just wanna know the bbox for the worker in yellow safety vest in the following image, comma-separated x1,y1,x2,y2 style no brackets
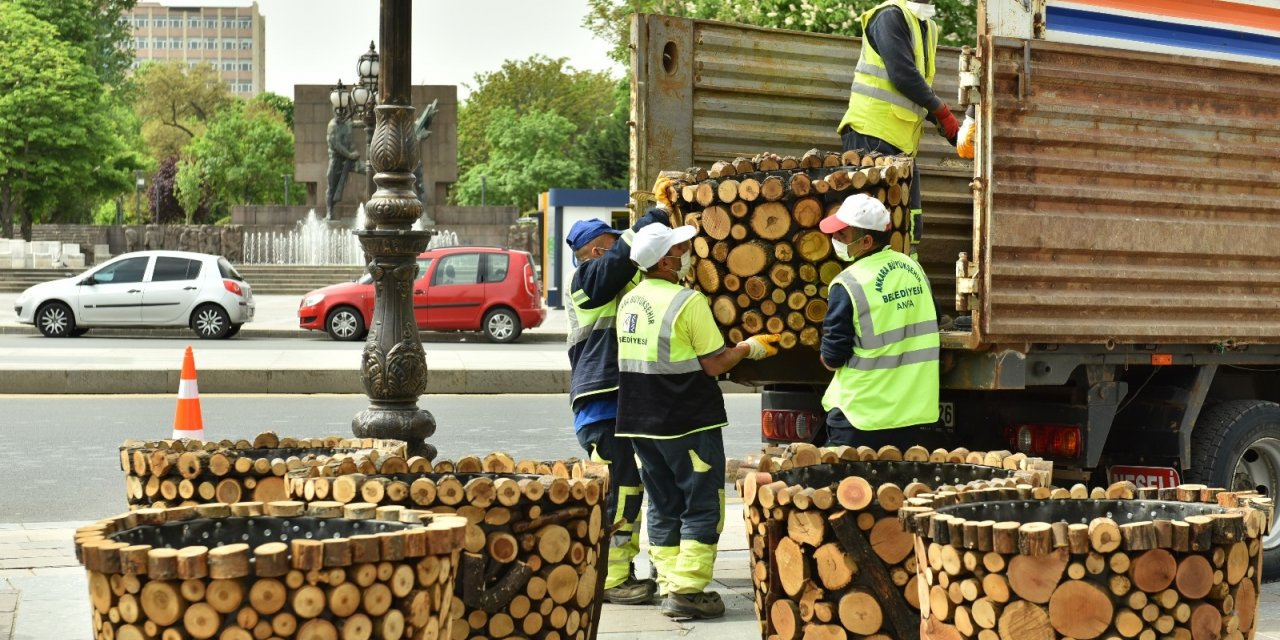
564,179,677,604
615,224,780,619
837,0,958,258
818,193,941,449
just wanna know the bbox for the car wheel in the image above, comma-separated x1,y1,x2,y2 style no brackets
326,307,365,341
1187,400,1280,580
191,304,232,339
482,308,522,343
36,302,75,338
225,324,242,338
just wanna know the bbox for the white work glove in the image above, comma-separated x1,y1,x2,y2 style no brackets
740,334,781,360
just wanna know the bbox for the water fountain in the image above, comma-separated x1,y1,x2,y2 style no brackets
241,206,457,264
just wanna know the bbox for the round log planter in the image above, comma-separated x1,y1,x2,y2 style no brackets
120,432,409,509
291,454,609,640
738,450,1032,640
74,500,467,640
905,489,1275,640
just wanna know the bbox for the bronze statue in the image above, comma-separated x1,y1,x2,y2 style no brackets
412,99,439,224
326,107,366,220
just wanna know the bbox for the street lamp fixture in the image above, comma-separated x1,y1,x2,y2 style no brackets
329,79,352,115
353,41,380,121
134,170,148,225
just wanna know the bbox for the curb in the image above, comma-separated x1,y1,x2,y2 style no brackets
0,367,572,395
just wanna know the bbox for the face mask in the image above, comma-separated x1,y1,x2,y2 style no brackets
676,252,693,279
833,238,854,262
907,1,936,19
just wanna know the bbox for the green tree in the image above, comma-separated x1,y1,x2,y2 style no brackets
134,62,234,161
249,92,295,130
574,77,629,190
584,0,977,64
454,108,593,210
0,4,139,239
175,102,295,218
12,0,137,88
456,55,618,201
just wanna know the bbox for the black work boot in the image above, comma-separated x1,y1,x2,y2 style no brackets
661,591,725,619
603,575,658,605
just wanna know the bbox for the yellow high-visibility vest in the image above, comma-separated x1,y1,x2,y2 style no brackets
837,0,938,155
823,248,940,429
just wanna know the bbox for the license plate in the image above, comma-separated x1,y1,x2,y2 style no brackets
938,402,955,428
1108,465,1181,488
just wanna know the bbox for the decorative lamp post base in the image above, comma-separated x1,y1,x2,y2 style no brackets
353,227,437,458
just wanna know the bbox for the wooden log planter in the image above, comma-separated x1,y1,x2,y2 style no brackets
738,449,1034,640
903,489,1275,640
289,454,610,640
120,432,407,510
664,149,915,351
74,501,467,640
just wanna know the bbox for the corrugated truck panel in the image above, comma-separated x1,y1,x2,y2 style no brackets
979,37,1280,344
631,14,974,314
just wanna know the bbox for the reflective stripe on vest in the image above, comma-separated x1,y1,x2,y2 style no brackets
618,287,701,375
831,270,938,350
837,0,938,154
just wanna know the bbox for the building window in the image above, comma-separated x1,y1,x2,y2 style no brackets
188,61,199,69
205,38,216,49
189,39,201,49
153,38,165,49
240,39,252,50
205,18,216,28
169,38,182,48
223,39,236,50
238,18,251,29
135,38,147,49
135,17,148,28
239,62,252,71
222,18,235,29
222,61,235,71
188,18,201,28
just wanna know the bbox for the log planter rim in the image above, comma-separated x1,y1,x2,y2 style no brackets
120,431,409,478
75,500,468,574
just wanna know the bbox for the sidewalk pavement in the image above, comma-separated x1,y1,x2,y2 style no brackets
3,498,1279,640
0,496,763,640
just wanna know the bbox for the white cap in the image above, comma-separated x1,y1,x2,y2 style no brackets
630,224,698,270
819,193,892,234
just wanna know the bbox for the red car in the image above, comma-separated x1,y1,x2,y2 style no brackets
298,247,545,343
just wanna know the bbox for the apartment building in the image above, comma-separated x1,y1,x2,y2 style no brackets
127,1,266,96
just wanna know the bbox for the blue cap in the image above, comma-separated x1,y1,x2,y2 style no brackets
566,219,621,251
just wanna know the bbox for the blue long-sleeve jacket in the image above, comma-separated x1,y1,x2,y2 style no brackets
567,208,670,413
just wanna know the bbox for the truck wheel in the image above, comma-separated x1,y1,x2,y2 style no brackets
1188,400,1280,580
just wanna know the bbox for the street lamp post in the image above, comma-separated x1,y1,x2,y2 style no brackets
283,173,292,204
134,170,147,225
351,0,437,457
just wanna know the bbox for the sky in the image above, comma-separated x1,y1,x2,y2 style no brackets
170,0,625,99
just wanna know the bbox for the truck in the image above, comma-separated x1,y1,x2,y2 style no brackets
629,0,1280,577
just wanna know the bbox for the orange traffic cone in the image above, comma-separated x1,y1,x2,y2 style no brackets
173,346,205,440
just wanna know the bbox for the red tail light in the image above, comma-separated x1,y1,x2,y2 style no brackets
1005,423,1081,459
762,409,821,443
523,263,538,297
223,279,243,297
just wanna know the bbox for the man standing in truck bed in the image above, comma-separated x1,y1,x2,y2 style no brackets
819,194,941,448
838,0,958,258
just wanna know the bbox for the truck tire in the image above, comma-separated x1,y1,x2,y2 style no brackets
1187,400,1280,581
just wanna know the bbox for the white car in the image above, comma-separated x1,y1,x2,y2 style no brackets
14,250,254,339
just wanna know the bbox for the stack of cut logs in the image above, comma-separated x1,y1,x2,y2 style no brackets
901,485,1274,640
74,500,466,640
119,432,406,509
737,442,1036,640
663,149,915,349
291,452,609,640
